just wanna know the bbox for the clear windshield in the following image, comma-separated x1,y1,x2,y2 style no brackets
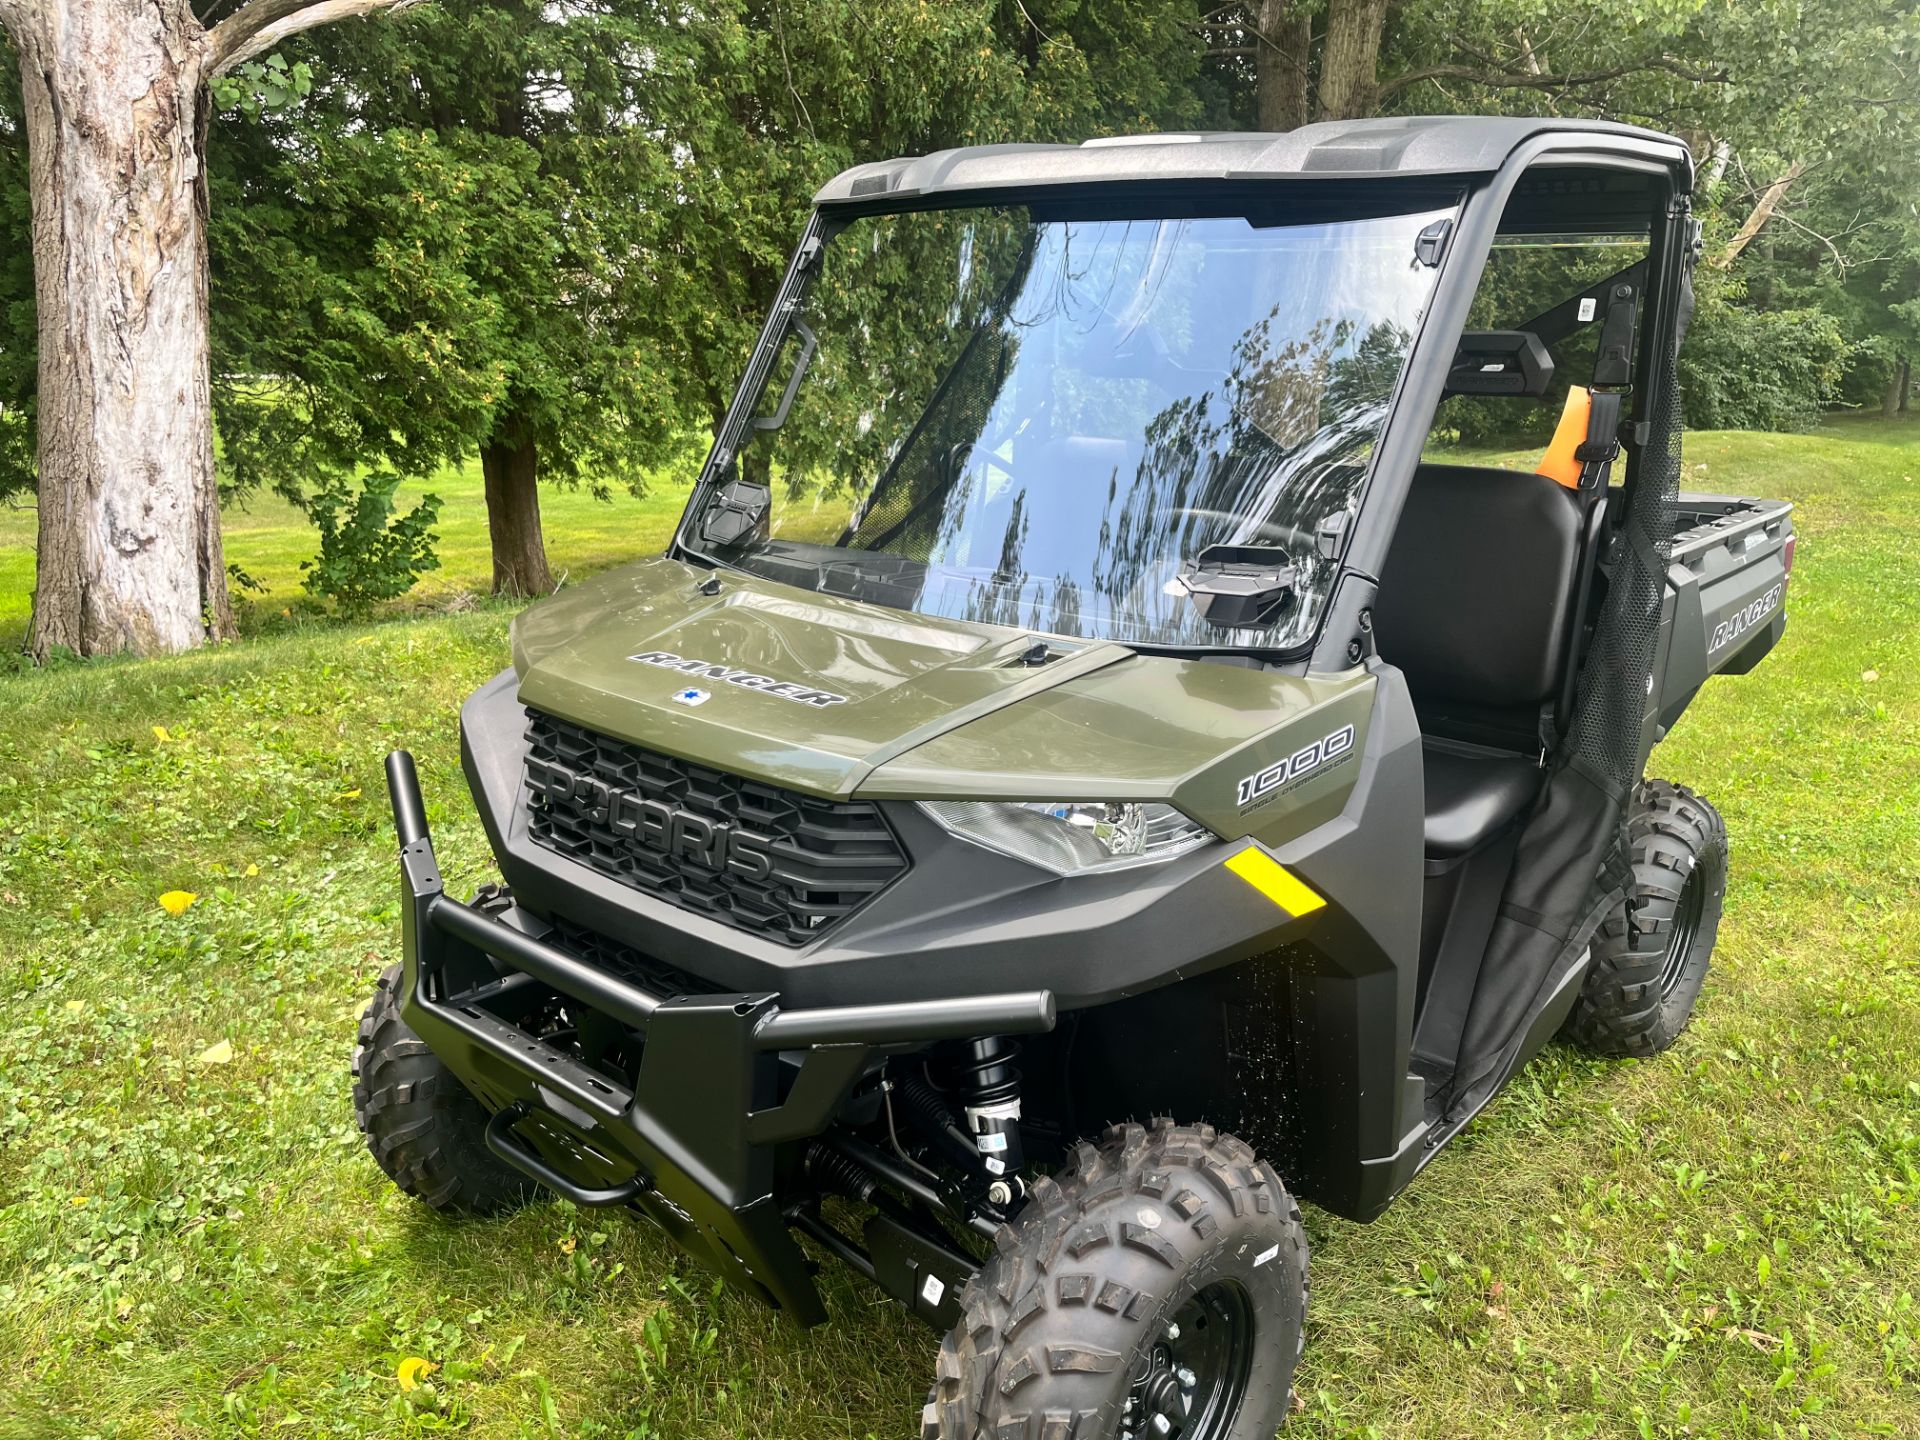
688,198,1455,650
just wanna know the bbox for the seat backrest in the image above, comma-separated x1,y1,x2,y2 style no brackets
1373,464,1585,734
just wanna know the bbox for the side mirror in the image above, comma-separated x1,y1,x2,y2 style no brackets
700,477,772,548
1177,545,1297,630
1443,330,1554,397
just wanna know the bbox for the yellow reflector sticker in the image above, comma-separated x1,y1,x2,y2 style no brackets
1224,848,1326,917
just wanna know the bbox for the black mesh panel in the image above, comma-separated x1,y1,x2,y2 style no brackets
1567,341,1683,787
1445,330,1685,1109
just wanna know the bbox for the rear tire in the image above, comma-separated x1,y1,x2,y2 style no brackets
1565,780,1727,1057
353,963,537,1214
922,1119,1307,1440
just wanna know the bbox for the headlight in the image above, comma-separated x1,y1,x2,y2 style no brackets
920,800,1214,875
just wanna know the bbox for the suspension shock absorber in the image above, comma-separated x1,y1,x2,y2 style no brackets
954,1036,1025,1183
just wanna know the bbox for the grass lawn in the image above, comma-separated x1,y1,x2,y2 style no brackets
0,417,1917,1438
0,460,699,653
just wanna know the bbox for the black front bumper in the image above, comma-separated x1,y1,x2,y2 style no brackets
383,751,1054,1324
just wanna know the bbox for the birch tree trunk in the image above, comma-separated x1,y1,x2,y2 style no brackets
13,0,232,658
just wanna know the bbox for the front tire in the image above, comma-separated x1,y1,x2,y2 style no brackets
1565,780,1727,1057
352,963,537,1214
923,1119,1307,1440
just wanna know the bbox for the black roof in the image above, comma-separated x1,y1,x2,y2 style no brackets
815,116,1691,205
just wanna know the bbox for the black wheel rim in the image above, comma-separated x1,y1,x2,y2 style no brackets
1658,866,1707,999
1123,1280,1255,1440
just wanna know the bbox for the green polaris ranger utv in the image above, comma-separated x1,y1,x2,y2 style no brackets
356,117,1793,1438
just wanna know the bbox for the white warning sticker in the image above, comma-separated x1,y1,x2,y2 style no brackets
1578,297,1598,322
921,1273,946,1307
1253,1243,1281,1268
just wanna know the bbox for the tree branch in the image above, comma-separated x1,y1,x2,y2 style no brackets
1512,26,1545,77
1378,55,1729,101
1714,160,1807,269
1204,11,1314,84
1776,211,1849,273
1511,26,1558,115
204,0,418,76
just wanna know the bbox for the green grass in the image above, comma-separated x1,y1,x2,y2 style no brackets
1,417,1918,1438
0,460,699,651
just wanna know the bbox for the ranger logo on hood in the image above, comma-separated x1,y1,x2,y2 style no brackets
628,649,850,708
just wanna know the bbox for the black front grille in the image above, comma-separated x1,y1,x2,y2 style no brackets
545,916,724,997
524,711,908,946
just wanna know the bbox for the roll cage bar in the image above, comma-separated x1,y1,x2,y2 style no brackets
1306,135,1693,675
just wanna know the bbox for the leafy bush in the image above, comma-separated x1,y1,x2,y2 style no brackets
1679,302,1850,433
1431,390,1564,450
298,472,442,616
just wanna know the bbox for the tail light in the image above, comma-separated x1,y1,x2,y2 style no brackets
1782,533,1797,580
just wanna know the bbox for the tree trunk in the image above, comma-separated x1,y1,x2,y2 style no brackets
480,425,553,597
1316,0,1390,120
1714,160,1806,270
1702,138,1732,186
13,0,233,659
1886,358,1911,419
1254,0,1312,131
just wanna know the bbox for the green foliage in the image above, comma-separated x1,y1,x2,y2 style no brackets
1680,302,1851,434
208,52,314,118
225,560,269,599
205,0,1219,523
1387,0,1920,430
207,0,697,587
211,124,545,498
297,472,443,616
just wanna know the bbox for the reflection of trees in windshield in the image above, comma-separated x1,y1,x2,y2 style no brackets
762,210,1035,504
714,205,1447,648
975,311,1413,641
1081,315,1413,638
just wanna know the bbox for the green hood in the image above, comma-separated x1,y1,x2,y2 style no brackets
511,557,1136,797
511,557,1372,835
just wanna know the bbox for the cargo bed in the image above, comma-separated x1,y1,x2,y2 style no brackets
1653,493,1795,740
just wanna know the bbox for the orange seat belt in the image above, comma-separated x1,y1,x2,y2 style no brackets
1536,386,1593,489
